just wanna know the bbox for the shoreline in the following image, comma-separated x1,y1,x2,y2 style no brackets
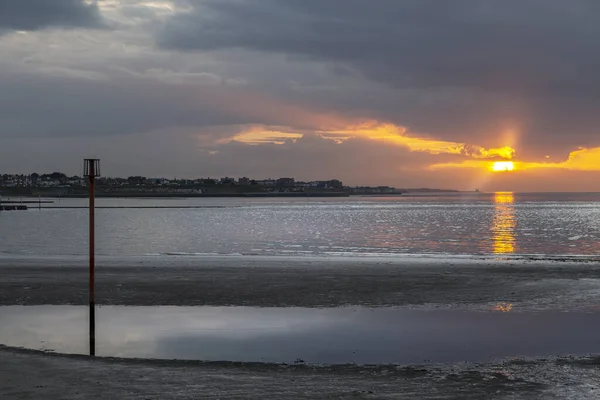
1,339,599,398
2,252,600,262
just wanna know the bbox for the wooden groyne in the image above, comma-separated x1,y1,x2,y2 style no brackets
0,205,28,211
0,200,53,204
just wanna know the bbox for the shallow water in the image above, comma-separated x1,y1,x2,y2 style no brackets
2,306,600,364
1,193,600,259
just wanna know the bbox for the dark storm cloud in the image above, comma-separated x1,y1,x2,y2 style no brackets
159,0,600,97
0,0,103,32
0,67,344,139
157,0,600,158
0,71,239,137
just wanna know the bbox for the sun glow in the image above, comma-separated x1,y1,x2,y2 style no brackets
431,147,600,171
492,161,515,172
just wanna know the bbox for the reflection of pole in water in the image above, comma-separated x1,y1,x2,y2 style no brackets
84,159,100,356
492,192,516,254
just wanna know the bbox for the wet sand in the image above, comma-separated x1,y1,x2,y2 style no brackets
2,256,600,398
1,256,600,310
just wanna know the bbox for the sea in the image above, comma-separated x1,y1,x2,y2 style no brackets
1,192,599,260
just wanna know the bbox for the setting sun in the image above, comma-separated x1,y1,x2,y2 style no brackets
492,161,515,172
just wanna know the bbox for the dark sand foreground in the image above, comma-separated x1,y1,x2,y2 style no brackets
2,256,600,398
4,345,600,399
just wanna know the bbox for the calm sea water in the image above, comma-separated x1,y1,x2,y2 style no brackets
1,192,600,259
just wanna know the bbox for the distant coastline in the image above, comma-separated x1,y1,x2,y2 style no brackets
0,190,470,199
56,192,352,198
0,189,467,199
0,172,465,199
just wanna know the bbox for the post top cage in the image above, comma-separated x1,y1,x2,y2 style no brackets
83,159,101,178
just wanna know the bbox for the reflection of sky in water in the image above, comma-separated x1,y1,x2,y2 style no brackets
2,306,600,365
493,192,517,254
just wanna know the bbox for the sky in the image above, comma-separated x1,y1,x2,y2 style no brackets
1,0,600,191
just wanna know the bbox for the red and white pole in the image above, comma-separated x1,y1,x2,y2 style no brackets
84,159,100,356
89,166,95,356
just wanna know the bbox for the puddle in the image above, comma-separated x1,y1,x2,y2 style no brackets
1,306,600,365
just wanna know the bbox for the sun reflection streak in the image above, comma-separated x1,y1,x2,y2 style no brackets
492,192,516,254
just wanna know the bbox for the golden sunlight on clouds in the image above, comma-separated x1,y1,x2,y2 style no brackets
552,147,600,170
431,147,600,172
321,122,515,159
230,121,600,174
230,127,302,144
231,121,515,160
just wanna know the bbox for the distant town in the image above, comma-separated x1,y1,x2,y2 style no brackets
0,172,446,197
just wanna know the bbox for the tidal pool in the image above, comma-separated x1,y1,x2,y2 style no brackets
1,306,599,365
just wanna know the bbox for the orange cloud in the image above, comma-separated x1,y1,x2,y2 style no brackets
231,121,515,160
230,127,302,144
551,147,600,170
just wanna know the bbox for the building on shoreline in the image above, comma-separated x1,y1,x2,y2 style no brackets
1,172,409,196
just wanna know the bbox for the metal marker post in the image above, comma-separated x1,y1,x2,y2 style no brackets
84,159,100,356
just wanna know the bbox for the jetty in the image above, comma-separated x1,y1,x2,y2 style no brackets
0,197,52,211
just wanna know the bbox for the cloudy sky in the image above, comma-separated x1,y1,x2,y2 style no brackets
1,0,600,191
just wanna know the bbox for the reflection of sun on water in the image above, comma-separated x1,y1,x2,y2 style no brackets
492,192,516,254
493,303,513,313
